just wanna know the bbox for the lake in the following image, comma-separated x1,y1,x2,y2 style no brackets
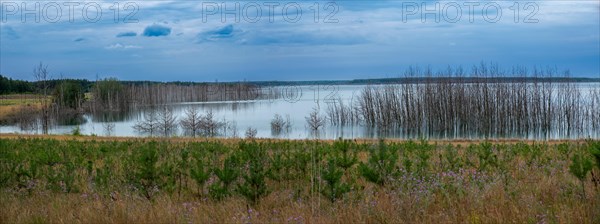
1,83,599,140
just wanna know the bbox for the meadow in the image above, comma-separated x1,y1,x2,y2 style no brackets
0,94,47,119
0,137,599,223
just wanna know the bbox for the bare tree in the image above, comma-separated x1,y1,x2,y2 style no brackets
271,113,292,136
133,110,159,136
270,114,287,135
306,107,325,132
33,62,50,134
157,106,178,137
199,111,225,137
103,123,115,136
180,107,202,137
285,114,292,130
245,127,257,139
226,120,239,138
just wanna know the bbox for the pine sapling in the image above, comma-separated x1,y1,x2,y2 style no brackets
133,143,159,200
190,153,211,197
359,139,398,186
210,154,239,200
588,141,600,188
321,159,350,203
415,140,432,177
237,142,268,204
569,151,593,198
333,138,358,171
444,144,462,172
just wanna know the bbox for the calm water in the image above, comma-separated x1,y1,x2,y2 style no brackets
1,84,599,140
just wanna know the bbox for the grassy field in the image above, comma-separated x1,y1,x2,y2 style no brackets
0,136,599,223
0,94,48,119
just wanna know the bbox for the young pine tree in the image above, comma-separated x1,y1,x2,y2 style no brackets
209,154,240,200
237,142,268,204
358,139,399,186
333,138,358,171
190,152,211,197
569,151,593,198
321,159,350,203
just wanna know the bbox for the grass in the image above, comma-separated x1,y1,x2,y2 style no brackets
0,94,49,119
0,94,49,105
0,137,598,223
0,98,40,106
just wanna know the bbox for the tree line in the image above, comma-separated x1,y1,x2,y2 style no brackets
0,75,35,94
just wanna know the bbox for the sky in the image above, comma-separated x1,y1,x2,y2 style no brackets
0,0,599,81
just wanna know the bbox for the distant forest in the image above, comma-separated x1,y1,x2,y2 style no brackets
1,74,258,95
254,76,600,86
2,74,599,95
0,75,92,95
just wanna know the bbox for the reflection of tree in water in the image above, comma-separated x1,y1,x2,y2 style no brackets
182,101,257,112
89,108,136,123
53,110,86,126
2,105,85,133
89,101,257,127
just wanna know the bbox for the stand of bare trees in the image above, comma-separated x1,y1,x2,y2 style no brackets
179,108,229,137
90,78,128,113
126,82,271,107
88,80,276,116
198,111,226,137
589,87,600,132
326,97,359,126
136,106,234,138
326,64,600,139
133,107,178,137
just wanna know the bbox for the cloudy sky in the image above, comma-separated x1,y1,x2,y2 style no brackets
1,0,599,81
